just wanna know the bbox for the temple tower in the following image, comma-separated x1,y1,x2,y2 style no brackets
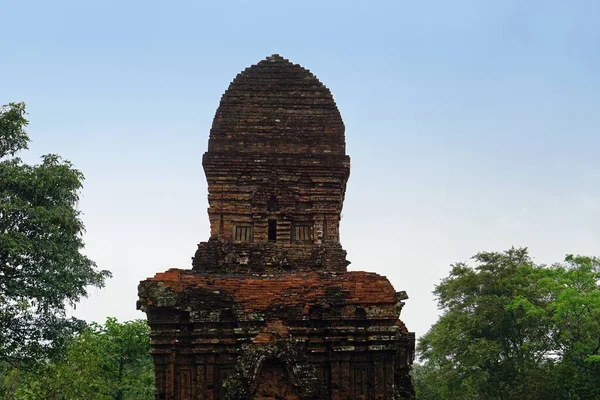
194,54,350,273
138,55,415,400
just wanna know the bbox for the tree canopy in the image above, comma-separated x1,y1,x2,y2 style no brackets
0,102,111,366
416,248,600,400
1,318,153,400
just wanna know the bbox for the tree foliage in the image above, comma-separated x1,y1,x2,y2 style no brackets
416,248,600,400
1,318,153,400
0,102,111,366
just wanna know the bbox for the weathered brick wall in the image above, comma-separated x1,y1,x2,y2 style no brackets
138,54,415,400
193,55,351,273
192,239,349,274
207,54,345,155
138,269,414,399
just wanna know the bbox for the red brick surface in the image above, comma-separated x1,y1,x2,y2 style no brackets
145,269,396,312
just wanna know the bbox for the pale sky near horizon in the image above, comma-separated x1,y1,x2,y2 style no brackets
2,0,599,341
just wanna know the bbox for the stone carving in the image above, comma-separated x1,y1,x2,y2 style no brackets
222,340,324,399
137,54,415,399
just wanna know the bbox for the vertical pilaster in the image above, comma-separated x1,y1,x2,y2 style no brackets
330,358,341,400
339,354,351,399
374,353,390,400
166,353,175,400
206,354,215,400
196,355,206,400
384,353,395,399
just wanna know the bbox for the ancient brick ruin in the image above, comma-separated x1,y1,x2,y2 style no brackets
137,54,415,399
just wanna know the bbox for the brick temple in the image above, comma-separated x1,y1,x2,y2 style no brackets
137,54,415,399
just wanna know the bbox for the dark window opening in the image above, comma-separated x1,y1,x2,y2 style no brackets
267,195,279,212
309,305,323,319
293,224,312,242
355,307,368,328
268,219,277,242
220,309,234,321
234,225,253,242
355,307,367,319
308,305,325,329
219,309,238,328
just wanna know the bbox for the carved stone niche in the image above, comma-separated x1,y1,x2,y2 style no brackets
223,341,325,400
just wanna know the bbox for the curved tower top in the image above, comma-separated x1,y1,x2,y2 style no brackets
208,54,345,155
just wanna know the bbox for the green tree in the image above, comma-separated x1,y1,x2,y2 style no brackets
0,102,111,366
1,318,153,400
64,318,154,400
416,248,600,400
541,255,600,398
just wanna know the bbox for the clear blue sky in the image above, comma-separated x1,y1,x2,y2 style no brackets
2,0,599,339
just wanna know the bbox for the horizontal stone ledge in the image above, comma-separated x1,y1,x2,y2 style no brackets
332,346,356,352
368,345,397,351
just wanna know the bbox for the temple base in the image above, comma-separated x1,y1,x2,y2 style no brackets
138,269,415,399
